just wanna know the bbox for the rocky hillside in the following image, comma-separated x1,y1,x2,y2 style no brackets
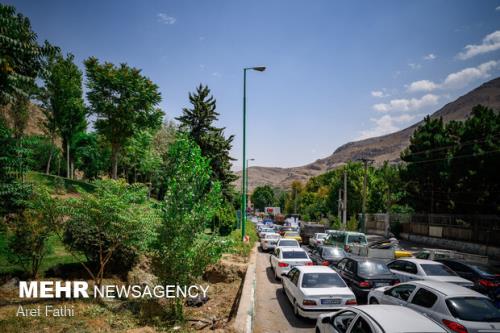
237,77,500,191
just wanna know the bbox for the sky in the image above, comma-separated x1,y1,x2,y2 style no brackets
7,0,500,170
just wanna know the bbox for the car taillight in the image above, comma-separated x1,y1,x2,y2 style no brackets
358,281,372,288
442,319,468,333
479,279,500,287
303,299,316,306
392,279,400,285
278,262,289,267
322,260,330,266
305,261,314,266
345,299,357,305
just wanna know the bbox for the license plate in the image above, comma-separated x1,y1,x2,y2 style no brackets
375,283,389,287
321,299,341,305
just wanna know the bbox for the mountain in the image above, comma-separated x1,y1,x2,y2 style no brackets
236,77,500,191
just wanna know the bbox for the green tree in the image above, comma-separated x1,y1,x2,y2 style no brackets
121,130,162,184
154,135,223,298
251,185,275,212
0,4,57,105
176,85,236,199
72,132,110,179
6,186,62,278
63,180,160,286
40,53,87,178
84,57,163,179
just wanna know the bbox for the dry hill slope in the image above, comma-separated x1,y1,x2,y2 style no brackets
237,77,500,191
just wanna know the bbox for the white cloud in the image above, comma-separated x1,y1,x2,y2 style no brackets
157,13,176,25
373,94,439,113
358,114,416,140
423,53,436,60
496,6,500,11
408,63,422,70
371,90,388,98
211,72,221,77
407,80,439,92
406,60,499,92
457,31,500,60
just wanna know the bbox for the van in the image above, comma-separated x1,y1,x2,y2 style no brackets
325,231,367,252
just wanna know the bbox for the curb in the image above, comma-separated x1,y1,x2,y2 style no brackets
232,243,258,333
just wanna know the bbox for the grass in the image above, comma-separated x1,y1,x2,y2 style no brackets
225,222,258,257
0,233,84,276
26,171,96,193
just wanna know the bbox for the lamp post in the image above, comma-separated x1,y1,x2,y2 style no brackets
246,158,255,209
242,66,266,241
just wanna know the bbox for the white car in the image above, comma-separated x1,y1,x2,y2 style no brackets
316,305,448,333
309,233,328,248
258,227,275,238
387,258,473,287
282,266,356,319
368,280,500,333
260,233,280,251
275,239,300,248
270,247,312,280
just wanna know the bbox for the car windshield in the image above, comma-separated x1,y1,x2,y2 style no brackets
471,264,500,277
301,273,346,288
421,264,456,276
265,234,280,239
347,235,367,244
278,240,298,247
322,248,346,259
286,232,299,237
317,234,327,239
446,297,500,322
262,228,274,233
358,261,391,276
282,251,308,259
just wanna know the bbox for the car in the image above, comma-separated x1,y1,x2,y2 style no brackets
260,233,280,251
270,247,313,280
309,246,347,267
309,233,328,248
279,226,298,236
367,280,500,333
283,231,302,243
334,257,400,303
258,227,275,238
436,259,500,301
387,258,474,287
275,238,300,248
281,266,356,319
316,305,449,333
325,231,368,252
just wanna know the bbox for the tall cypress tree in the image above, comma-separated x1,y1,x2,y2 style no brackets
176,84,236,199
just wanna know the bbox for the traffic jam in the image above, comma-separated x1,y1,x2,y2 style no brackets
254,216,500,333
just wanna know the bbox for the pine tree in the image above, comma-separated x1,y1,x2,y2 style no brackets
176,84,236,199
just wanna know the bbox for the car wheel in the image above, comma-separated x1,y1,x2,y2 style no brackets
369,297,379,304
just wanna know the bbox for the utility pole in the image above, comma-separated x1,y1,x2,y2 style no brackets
343,170,347,230
338,188,342,223
360,158,373,233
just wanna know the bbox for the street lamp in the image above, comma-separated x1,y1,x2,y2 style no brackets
242,67,266,241
246,158,255,209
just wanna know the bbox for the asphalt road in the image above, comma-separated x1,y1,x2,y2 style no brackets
253,247,316,333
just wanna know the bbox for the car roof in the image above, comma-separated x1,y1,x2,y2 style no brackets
409,280,485,297
394,258,441,265
354,305,447,333
295,265,335,273
280,247,306,252
349,257,388,264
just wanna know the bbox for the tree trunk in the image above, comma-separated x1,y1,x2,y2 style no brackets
46,147,53,175
66,140,70,179
111,144,119,179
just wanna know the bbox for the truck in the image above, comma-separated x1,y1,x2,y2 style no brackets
300,222,326,244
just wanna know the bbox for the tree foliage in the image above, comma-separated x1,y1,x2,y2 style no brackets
84,57,163,179
251,185,275,211
176,85,236,200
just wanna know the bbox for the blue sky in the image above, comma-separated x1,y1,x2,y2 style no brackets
7,0,500,169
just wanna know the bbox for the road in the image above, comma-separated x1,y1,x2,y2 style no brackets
253,247,315,333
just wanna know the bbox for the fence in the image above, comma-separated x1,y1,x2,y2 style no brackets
366,213,500,248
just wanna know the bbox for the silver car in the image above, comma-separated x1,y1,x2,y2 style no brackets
316,305,448,333
260,233,280,251
368,280,500,333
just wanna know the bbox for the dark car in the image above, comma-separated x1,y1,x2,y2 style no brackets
309,246,347,267
334,257,400,303
436,259,500,301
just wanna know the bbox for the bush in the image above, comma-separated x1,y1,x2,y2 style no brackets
346,216,359,232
